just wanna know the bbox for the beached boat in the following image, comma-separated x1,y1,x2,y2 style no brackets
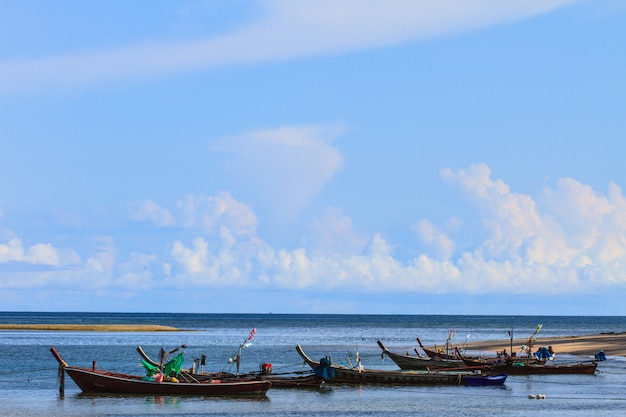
296,344,500,386
50,347,271,396
377,340,464,370
455,348,597,375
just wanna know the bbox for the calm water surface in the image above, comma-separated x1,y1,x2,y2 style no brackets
0,313,624,416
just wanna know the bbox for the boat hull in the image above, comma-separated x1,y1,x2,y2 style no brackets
64,367,271,396
462,374,507,386
296,344,467,385
480,362,597,375
378,340,464,370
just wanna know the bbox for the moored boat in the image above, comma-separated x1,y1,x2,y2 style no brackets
137,345,324,389
296,344,479,386
417,336,461,360
462,374,507,386
51,347,271,396
377,340,465,370
455,348,597,375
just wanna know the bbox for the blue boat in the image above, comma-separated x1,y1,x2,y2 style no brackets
462,374,507,386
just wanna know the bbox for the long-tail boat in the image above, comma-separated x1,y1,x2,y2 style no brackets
417,337,460,360
377,340,464,370
137,345,323,389
51,347,271,396
455,348,597,375
296,344,504,386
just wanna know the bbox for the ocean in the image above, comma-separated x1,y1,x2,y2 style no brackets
0,312,624,416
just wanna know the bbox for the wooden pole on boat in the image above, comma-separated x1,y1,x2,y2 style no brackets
50,347,67,396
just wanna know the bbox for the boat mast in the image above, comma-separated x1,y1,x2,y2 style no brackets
509,317,513,357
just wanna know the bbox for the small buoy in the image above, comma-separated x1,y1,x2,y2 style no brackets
538,394,546,400
529,394,537,399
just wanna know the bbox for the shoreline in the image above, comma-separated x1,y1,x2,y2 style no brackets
0,324,181,332
459,332,626,357
2,324,624,357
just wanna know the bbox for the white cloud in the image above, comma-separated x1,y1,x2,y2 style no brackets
0,0,576,94
114,252,158,289
307,207,368,255
0,236,80,266
129,192,258,237
176,192,258,237
0,238,24,262
4,163,626,303
216,125,344,219
159,164,626,296
413,219,456,259
129,200,175,227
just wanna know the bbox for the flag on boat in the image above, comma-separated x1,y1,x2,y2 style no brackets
246,328,256,341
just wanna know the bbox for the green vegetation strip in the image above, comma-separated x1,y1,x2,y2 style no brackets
0,324,181,332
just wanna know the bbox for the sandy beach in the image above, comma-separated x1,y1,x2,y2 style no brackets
0,324,181,332
459,332,626,357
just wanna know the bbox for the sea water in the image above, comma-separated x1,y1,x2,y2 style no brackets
0,313,624,416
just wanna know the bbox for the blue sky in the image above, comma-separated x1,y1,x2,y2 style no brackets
1,0,625,314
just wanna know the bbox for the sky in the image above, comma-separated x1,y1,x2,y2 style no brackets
1,0,626,315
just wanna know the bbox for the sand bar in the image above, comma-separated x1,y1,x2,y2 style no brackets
459,332,626,357
0,324,181,332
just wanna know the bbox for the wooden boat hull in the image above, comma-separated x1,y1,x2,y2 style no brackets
256,373,324,389
137,345,323,389
377,340,464,370
51,346,271,396
478,362,597,375
64,366,272,395
296,344,467,385
417,337,459,360
193,371,324,389
456,349,597,375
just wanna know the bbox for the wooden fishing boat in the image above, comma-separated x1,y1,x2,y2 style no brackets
51,347,271,396
377,340,464,370
455,348,597,375
418,337,544,365
137,345,324,389
296,344,498,386
417,337,462,360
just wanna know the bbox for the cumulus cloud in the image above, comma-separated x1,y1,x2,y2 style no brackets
176,192,258,237
0,236,79,266
0,0,575,94
307,207,368,255
160,164,626,296
4,163,626,303
129,192,258,237
413,219,456,259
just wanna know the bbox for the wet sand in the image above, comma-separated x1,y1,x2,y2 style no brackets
0,324,181,332
460,332,626,357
